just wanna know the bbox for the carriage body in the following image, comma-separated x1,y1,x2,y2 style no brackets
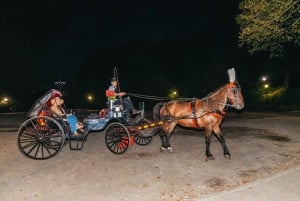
17,89,156,160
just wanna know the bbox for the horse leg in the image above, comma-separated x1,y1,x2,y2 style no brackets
213,127,231,160
165,133,174,153
159,131,168,152
160,122,176,153
205,129,214,160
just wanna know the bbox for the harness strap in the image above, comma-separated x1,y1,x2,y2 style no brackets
189,99,200,128
207,110,226,119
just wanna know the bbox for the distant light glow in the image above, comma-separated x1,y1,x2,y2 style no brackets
87,95,93,101
169,89,178,98
0,97,10,106
264,84,269,89
261,76,267,82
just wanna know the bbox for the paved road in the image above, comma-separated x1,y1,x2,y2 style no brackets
198,164,300,201
1,112,300,201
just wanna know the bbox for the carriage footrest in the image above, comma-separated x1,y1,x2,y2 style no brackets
69,135,85,151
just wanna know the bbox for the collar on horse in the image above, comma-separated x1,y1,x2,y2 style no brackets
188,99,226,129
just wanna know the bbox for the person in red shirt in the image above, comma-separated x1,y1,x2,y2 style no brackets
107,77,140,115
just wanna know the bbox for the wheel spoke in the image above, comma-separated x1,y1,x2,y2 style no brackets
34,143,41,158
41,144,44,158
26,143,38,155
22,131,36,137
21,142,36,150
108,140,117,149
19,138,36,143
134,135,152,146
42,144,52,156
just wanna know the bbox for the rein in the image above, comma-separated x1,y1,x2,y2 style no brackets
126,93,195,101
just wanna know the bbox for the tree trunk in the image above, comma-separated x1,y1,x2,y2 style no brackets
284,70,290,89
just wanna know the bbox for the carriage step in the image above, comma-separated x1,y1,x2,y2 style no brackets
69,135,85,150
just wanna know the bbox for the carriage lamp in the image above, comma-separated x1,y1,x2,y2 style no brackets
3,97,8,102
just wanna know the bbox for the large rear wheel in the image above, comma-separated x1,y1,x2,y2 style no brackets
105,123,130,154
17,116,65,160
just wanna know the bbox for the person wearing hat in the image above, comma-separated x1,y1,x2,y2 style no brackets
107,77,140,115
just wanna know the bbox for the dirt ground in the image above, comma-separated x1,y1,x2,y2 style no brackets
0,112,300,201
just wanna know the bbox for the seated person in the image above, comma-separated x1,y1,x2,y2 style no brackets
48,95,84,136
107,77,140,115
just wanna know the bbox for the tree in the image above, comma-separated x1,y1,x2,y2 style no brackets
236,0,300,57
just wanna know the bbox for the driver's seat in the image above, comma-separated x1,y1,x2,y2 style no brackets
105,90,127,118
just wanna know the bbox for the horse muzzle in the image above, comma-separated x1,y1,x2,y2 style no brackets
235,103,244,110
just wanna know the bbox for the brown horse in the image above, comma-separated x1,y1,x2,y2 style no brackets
153,69,244,160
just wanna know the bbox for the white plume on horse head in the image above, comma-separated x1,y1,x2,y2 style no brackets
227,68,236,83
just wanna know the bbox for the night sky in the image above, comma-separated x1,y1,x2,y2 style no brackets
1,1,299,110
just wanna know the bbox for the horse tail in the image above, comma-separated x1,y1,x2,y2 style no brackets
153,102,165,121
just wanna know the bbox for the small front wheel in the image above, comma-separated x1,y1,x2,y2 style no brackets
134,134,152,146
105,123,130,154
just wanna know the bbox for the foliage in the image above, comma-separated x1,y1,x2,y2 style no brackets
261,86,286,101
237,0,300,57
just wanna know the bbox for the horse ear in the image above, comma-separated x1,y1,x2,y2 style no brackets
227,68,236,83
235,79,241,88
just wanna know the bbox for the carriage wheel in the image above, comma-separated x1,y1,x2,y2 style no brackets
134,118,153,146
134,134,152,146
17,116,65,160
105,123,130,154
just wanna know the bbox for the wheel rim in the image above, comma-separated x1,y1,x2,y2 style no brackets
134,134,152,146
105,123,130,154
17,116,65,160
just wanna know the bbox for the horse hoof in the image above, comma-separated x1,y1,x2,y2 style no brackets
206,155,215,160
160,147,167,153
224,154,231,160
167,147,174,153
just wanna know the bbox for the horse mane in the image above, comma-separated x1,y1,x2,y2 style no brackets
203,84,226,99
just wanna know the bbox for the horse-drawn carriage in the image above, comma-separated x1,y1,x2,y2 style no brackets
17,89,157,160
17,68,244,161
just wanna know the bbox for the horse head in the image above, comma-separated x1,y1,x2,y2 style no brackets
226,68,244,110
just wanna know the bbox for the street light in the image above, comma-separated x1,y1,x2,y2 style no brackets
264,84,269,89
169,89,178,99
263,84,269,102
87,95,93,102
1,97,9,105
261,76,267,82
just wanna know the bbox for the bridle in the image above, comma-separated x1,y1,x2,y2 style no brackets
226,84,243,108
203,83,243,109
